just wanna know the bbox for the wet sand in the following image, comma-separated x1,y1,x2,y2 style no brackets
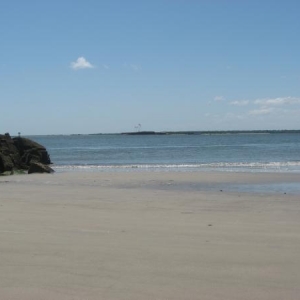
1,171,300,300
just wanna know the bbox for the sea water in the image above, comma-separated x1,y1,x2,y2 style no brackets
28,132,300,173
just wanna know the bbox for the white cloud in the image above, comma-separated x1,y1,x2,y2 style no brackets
131,64,140,71
71,57,95,70
246,97,300,116
209,95,300,127
123,63,141,71
214,95,225,101
227,96,300,118
230,100,249,106
254,97,300,106
248,108,273,115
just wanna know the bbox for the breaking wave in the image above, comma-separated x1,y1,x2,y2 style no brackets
52,161,300,173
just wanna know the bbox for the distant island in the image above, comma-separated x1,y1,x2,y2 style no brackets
80,130,300,136
121,131,162,135
119,130,300,135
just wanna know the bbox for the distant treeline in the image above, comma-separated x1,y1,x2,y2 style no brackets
88,130,300,136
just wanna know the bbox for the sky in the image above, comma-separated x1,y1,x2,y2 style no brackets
1,0,300,135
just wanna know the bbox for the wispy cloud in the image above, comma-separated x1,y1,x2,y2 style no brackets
226,96,300,116
123,63,141,71
254,97,300,106
214,96,225,101
247,97,300,116
230,100,249,106
248,108,274,115
224,112,245,120
71,57,95,70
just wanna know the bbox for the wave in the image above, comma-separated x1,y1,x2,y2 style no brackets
52,161,300,173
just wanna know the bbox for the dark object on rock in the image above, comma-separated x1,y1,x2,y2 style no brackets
0,133,53,174
28,162,54,174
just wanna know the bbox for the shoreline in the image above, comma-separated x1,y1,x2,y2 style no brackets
51,164,300,175
1,171,300,299
49,170,300,194
25,129,300,136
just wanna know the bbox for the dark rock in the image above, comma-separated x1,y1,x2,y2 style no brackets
0,133,53,174
0,153,14,172
0,133,21,172
28,162,54,174
13,137,51,164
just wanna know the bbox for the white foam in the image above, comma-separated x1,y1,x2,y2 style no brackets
52,161,300,173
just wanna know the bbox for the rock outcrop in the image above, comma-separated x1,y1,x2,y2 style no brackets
28,162,54,174
0,133,53,174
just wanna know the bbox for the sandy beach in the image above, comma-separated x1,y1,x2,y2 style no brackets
0,171,300,300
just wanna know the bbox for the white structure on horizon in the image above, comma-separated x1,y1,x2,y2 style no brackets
134,124,141,132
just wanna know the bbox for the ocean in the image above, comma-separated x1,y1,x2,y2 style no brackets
28,132,300,173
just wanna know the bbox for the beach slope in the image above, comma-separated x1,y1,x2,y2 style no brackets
1,172,300,300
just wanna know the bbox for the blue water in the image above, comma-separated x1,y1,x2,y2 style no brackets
27,133,300,173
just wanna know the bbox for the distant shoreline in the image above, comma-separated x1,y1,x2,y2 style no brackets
103,129,300,136
20,129,300,137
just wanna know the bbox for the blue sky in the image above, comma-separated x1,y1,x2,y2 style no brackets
1,0,300,134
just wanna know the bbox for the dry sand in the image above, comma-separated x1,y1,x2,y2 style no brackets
0,171,300,300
